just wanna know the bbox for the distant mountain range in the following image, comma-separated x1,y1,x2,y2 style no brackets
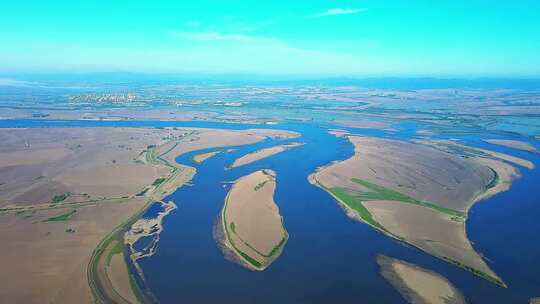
3,73,540,90
290,77,540,90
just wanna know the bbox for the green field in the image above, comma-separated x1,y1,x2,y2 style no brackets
350,178,464,217
322,177,507,286
43,209,77,222
51,193,70,204
152,177,166,187
325,178,465,232
328,187,385,230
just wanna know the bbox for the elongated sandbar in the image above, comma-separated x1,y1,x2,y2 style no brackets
219,169,288,270
377,255,467,304
229,142,304,169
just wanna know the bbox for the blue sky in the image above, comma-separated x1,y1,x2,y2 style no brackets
1,1,539,76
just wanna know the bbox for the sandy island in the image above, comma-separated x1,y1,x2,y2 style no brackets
309,135,528,287
229,142,304,169
218,169,288,270
192,150,222,164
416,139,534,170
0,126,298,304
334,119,393,130
484,139,538,153
377,255,467,304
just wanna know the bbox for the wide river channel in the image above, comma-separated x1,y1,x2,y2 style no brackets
1,119,539,303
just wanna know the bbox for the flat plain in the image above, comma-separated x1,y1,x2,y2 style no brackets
0,126,297,304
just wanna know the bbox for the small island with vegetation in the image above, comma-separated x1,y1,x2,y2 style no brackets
217,169,288,270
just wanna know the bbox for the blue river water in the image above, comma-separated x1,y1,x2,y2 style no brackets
1,119,539,303
141,202,164,220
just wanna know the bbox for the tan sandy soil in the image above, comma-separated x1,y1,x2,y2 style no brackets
192,151,221,164
0,127,172,206
158,128,299,166
471,145,533,169
95,238,132,304
1,108,219,122
377,255,466,304
314,136,495,212
54,164,162,199
0,197,146,304
417,139,534,170
366,201,497,280
484,139,538,153
0,127,297,207
472,157,519,203
230,142,304,169
416,129,435,135
0,147,71,167
328,129,349,137
530,297,540,304
105,241,139,304
222,169,287,270
0,126,298,303
311,135,518,286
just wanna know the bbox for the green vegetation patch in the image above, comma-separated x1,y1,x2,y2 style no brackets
433,141,490,158
43,209,77,222
239,251,262,269
254,180,269,191
485,168,499,190
224,223,263,269
329,187,385,230
223,209,265,270
51,193,70,204
350,178,464,217
268,234,288,257
443,257,506,287
152,178,166,187
106,240,124,267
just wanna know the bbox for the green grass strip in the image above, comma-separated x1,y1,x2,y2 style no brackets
485,168,499,190
51,193,70,204
239,251,262,269
443,257,506,287
223,215,263,269
43,209,77,222
105,240,124,267
351,178,464,217
328,187,385,230
151,177,166,187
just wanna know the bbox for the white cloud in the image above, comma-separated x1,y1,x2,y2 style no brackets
312,8,368,18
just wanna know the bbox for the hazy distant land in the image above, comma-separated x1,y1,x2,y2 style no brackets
484,139,538,153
